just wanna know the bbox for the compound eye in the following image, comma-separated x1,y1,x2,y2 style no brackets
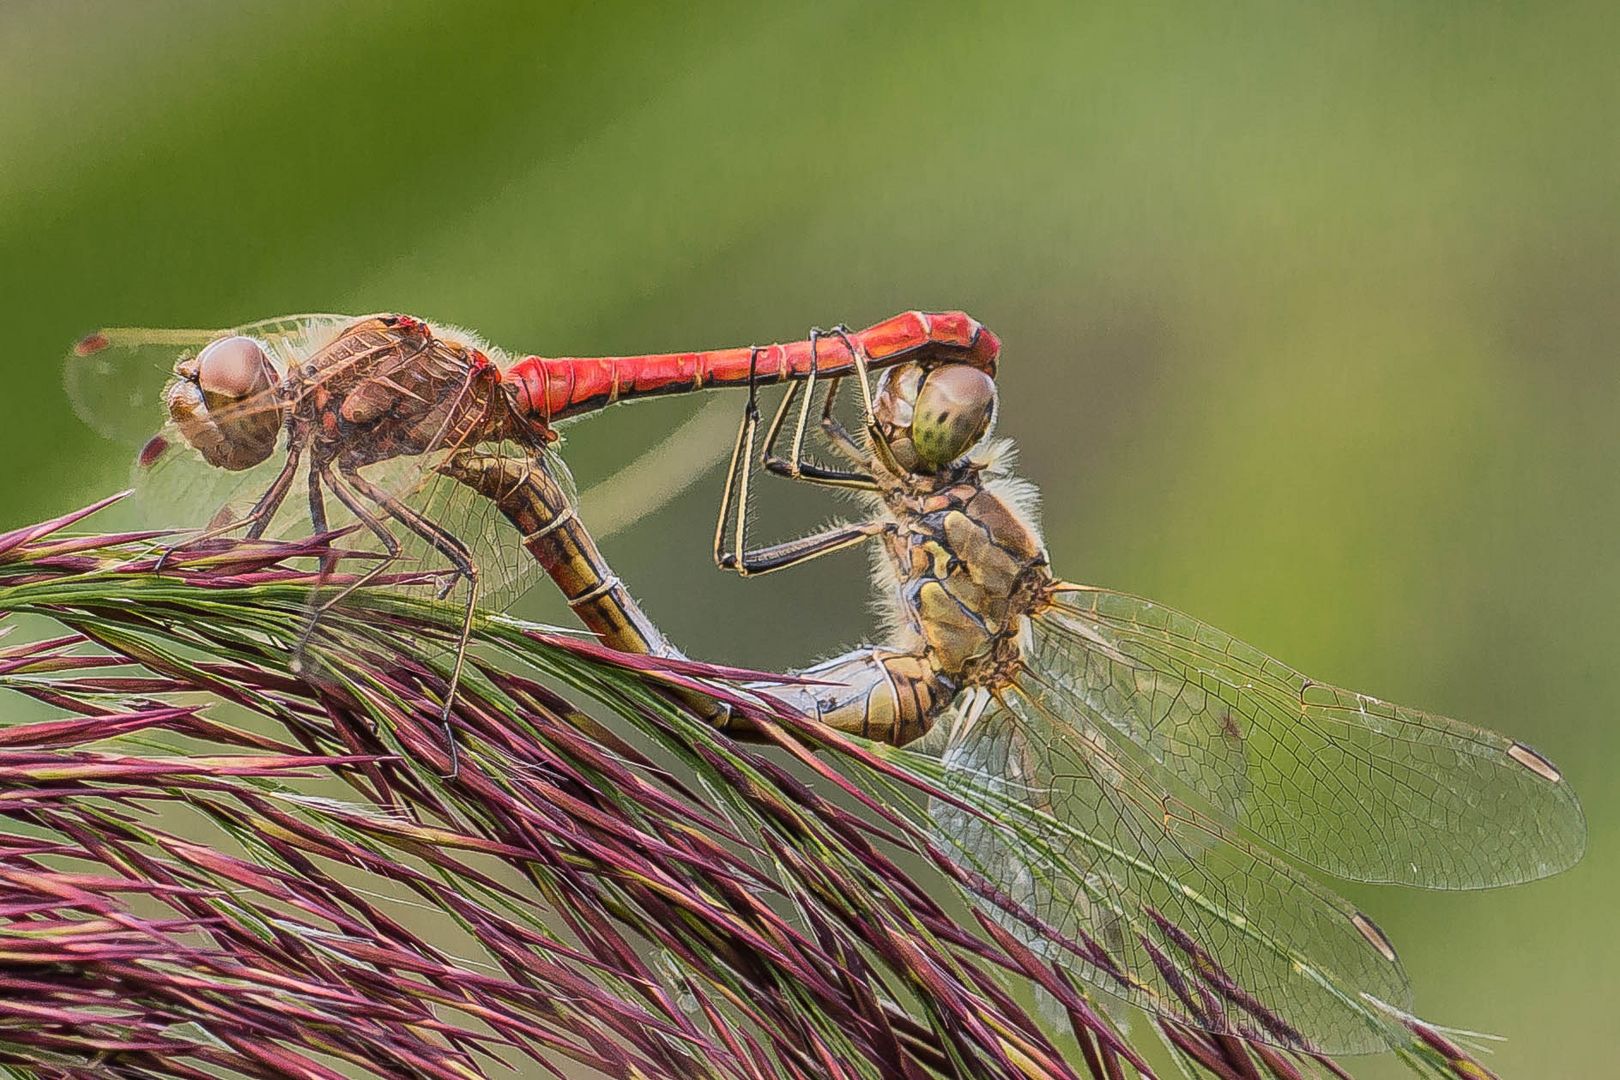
173,335,282,471
195,336,275,403
910,365,996,472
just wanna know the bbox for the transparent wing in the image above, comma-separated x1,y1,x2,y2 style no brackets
930,679,1411,1056
66,314,357,529
396,438,569,615
1037,583,1586,888
66,313,354,444
240,437,557,623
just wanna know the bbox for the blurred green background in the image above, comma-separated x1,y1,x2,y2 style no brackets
2,2,1615,1075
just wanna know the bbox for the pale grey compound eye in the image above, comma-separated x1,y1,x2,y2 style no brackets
168,335,284,471
195,335,276,403
909,365,996,473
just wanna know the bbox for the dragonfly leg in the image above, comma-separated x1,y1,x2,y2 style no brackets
315,464,404,604
241,444,305,539
280,462,405,741
760,329,877,488
718,518,894,576
305,453,339,577
815,375,871,466
714,348,886,575
786,324,909,478
712,349,763,573
291,463,402,673
339,463,480,780
759,381,877,487
784,327,874,469
306,458,330,533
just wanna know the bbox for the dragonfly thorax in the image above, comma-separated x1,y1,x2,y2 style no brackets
878,472,1050,693
294,316,530,468
867,365,1047,693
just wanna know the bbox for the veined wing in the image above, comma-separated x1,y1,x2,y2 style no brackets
180,436,561,615
66,313,488,538
66,313,355,445
930,681,1412,1056
65,313,539,606
66,314,357,530
1037,583,1585,888
400,438,578,616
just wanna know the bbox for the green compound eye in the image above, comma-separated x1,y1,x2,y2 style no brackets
909,365,996,473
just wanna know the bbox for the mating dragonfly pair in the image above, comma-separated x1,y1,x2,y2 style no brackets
66,310,1585,1059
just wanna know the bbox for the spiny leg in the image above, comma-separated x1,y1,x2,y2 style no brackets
816,371,871,466
759,374,876,487
786,329,822,470
307,452,338,578
825,324,906,478
714,348,887,575
341,463,480,780
243,444,305,539
828,324,880,433
307,457,330,533
718,518,895,575
313,464,405,611
713,348,765,574
714,349,822,573
761,329,876,487
289,462,408,739
289,464,404,684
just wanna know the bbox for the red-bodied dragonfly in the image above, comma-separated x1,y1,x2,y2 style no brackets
701,354,1587,1056
65,310,999,771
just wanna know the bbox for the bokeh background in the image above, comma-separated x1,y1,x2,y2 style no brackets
2,2,1616,1075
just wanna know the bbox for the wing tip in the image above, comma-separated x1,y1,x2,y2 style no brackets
1350,911,1400,964
1506,741,1563,784
137,435,171,469
72,331,110,357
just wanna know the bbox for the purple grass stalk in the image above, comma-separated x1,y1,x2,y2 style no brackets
0,497,1516,1080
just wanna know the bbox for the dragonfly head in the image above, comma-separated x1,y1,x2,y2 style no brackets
165,335,285,471
872,362,997,477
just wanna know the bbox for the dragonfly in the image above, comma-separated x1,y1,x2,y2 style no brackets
699,352,1588,1056
65,310,1000,771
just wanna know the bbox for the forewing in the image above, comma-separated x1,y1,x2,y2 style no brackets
67,314,355,529
1039,584,1585,888
930,681,1411,1055
66,314,352,445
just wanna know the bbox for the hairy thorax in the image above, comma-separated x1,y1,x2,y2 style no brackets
294,315,524,468
879,468,1051,691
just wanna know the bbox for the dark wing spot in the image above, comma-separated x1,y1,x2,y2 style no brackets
1219,710,1243,742
74,332,110,357
137,435,170,469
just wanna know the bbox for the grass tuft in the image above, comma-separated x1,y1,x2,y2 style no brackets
0,497,1504,1079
